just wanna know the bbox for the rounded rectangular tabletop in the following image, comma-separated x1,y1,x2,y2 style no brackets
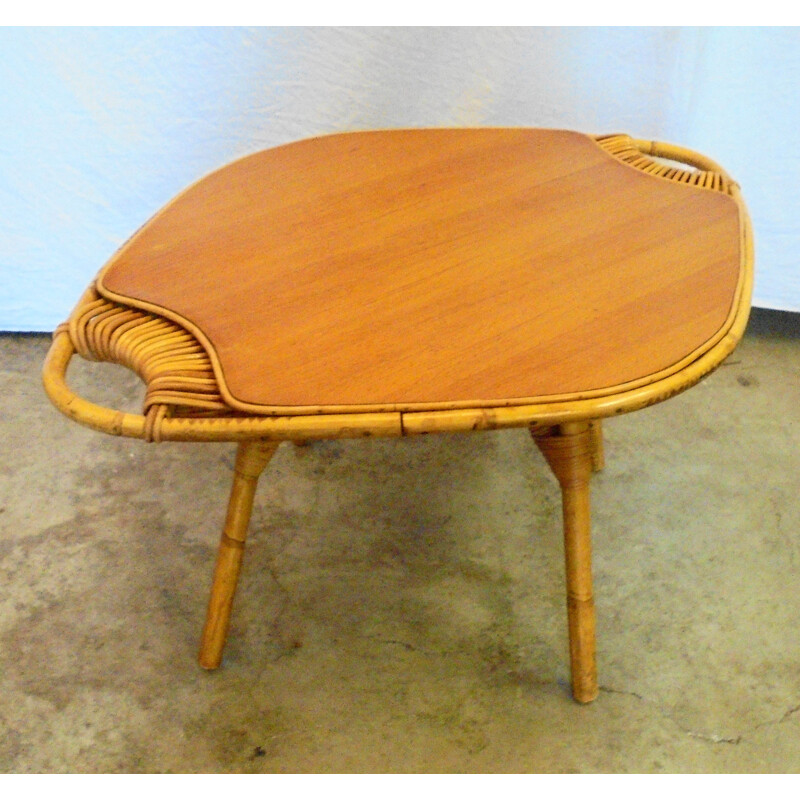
97,128,744,414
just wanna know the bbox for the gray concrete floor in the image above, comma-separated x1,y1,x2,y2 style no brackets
1,309,799,772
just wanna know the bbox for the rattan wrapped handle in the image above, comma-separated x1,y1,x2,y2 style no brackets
632,138,731,178
42,328,402,443
596,135,737,193
43,330,147,438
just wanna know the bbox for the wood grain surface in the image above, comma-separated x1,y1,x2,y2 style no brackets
98,128,742,413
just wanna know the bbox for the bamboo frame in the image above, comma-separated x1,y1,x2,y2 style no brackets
199,440,279,669
588,420,604,473
41,134,753,703
533,422,597,703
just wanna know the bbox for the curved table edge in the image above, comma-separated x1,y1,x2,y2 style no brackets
48,136,753,441
44,189,752,442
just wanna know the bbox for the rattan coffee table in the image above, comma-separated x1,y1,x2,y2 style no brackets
43,129,753,703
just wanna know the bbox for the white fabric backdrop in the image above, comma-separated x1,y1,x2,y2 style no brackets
2,26,798,330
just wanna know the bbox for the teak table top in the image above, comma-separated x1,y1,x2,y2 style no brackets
97,128,743,414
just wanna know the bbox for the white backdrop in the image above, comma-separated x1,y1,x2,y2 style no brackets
2,26,798,331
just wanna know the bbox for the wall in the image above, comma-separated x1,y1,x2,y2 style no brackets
1,27,798,330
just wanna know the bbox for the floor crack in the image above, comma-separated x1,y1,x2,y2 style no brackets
753,701,800,733
683,729,742,745
781,703,800,722
768,494,798,569
360,634,449,658
599,685,643,702
598,684,744,745
377,638,418,652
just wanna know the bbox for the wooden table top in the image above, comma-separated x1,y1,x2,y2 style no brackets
98,128,744,414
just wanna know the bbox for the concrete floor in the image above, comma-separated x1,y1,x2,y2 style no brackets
1,309,799,772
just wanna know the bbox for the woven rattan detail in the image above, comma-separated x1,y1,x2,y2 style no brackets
67,286,235,441
595,134,733,195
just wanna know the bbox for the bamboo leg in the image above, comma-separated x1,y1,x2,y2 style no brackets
532,422,598,703
588,420,604,472
198,440,280,669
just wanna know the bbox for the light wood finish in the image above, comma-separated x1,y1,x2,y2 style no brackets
533,422,597,703
44,135,753,444
588,420,604,473
199,440,279,669
40,131,755,704
96,128,742,415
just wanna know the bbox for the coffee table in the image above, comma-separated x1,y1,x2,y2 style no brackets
43,128,753,703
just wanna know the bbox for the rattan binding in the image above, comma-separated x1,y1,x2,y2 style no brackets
67,285,235,441
595,134,735,195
